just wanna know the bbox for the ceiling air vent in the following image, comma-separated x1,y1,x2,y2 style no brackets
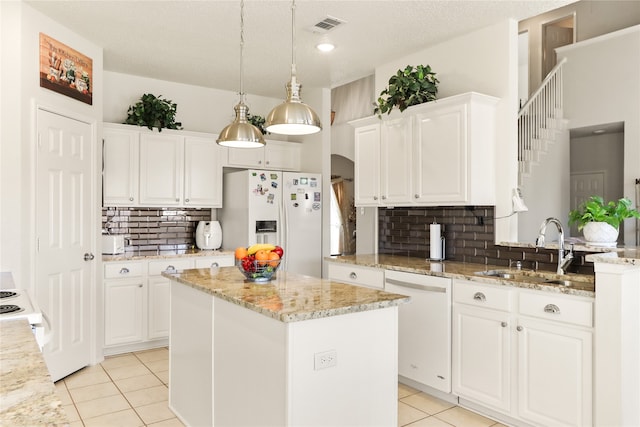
309,16,346,33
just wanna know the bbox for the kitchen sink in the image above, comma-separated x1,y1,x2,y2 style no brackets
475,270,519,279
543,279,575,287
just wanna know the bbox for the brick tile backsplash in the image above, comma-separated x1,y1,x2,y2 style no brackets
102,208,211,252
378,206,595,275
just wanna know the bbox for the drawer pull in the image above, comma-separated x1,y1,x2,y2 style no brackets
349,272,358,280
119,267,130,274
437,375,445,380
473,292,486,302
544,303,561,314
501,321,508,327
165,265,176,272
211,262,219,268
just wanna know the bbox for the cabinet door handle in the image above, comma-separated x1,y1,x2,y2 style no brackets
258,160,262,165
373,196,378,200
414,194,419,199
120,267,130,274
129,197,134,201
266,161,270,165
138,284,143,288
175,198,180,202
386,278,446,293
473,292,486,302
349,272,358,280
517,326,523,331
544,303,561,314
501,321,508,327
381,195,387,200
185,198,190,203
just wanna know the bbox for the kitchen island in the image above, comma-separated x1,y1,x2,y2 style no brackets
162,266,409,427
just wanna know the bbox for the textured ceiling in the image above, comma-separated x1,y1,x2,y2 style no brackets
26,0,574,98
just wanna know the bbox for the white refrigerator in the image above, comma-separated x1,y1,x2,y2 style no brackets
220,169,322,277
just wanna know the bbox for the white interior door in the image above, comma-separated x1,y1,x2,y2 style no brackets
36,108,94,381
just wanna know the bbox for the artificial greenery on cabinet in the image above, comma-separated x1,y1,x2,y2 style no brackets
124,93,183,132
374,64,439,117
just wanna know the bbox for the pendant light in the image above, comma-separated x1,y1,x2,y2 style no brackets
265,0,322,136
217,0,265,148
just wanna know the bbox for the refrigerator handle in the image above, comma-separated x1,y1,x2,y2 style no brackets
279,191,288,271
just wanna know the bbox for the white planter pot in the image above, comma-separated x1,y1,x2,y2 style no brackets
582,222,619,247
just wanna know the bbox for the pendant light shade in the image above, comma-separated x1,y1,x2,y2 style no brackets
265,0,322,136
217,0,265,148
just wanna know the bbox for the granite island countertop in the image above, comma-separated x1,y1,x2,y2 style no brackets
327,254,596,297
585,247,640,265
162,266,410,322
103,248,234,262
0,319,69,426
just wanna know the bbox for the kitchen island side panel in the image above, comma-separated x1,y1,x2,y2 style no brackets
288,306,399,426
213,297,288,426
169,282,214,427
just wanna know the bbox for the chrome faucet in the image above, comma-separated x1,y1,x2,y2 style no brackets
535,217,574,275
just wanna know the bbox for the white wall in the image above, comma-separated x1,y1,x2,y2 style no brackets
0,1,103,290
374,19,520,243
557,25,640,245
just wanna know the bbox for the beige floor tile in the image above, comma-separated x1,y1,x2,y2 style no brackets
54,382,72,405
62,404,80,422
75,394,131,420
116,373,163,393
398,383,420,399
124,384,168,407
135,401,177,425
434,406,497,427
490,423,509,427
144,358,169,373
148,417,186,427
405,416,454,427
69,421,84,427
69,381,121,403
401,392,455,415
135,347,169,363
399,401,428,426
155,369,170,384
83,408,145,427
67,364,105,376
101,353,140,370
64,369,112,390
105,363,152,380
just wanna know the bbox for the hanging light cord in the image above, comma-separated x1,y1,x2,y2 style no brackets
290,0,297,81
239,0,246,102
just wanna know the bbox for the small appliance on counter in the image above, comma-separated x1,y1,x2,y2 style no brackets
102,234,125,255
196,221,222,250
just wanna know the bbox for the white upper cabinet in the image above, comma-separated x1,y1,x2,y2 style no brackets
139,132,183,206
226,140,301,171
102,123,223,208
103,127,139,206
350,92,498,207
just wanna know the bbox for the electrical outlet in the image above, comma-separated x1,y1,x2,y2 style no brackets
314,350,337,370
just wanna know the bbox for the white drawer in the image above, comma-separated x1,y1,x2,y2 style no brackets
104,261,144,279
328,263,384,290
453,279,513,312
518,291,593,327
195,256,234,268
148,258,194,276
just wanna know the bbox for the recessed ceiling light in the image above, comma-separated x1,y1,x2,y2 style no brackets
316,42,335,52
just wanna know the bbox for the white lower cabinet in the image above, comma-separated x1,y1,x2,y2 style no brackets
327,262,384,290
452,279,593,427
384,270,452,393
103,254,234,354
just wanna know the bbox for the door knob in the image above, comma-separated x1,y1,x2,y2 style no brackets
84,253,95,261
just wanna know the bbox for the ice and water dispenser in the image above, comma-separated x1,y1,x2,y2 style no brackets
255,220,278,245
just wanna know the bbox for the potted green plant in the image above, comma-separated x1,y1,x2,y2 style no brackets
247,114,268,135
124,93,182,132
568,196,640,246
373,64,439,117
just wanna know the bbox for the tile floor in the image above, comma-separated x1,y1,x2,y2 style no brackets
55,348,505,427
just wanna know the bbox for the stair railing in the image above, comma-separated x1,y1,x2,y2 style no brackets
518,57,567,171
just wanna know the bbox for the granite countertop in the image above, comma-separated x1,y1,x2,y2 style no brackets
162,267,410,323
0,319,69,426
327,254,596,298
103,248,234,262
585,248,640,265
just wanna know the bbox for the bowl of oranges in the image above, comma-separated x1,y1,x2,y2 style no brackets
235,244,283,282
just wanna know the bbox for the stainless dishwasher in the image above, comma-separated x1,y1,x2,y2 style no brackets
385,269,452,393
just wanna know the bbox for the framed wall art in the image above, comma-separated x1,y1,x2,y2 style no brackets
39,33,93,105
